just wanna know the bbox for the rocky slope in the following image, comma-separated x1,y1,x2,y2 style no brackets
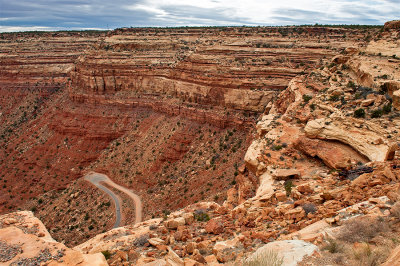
2,23,400,265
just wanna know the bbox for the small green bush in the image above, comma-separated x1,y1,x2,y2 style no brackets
303,95,312,103
101,250,111,260
322,238,342,253
272,145,283,151
347,81,356,89
383,103,392,114
330,95,340,101
284,180,294,196
354,108,366,118
371,109,383,118
194,211,210,222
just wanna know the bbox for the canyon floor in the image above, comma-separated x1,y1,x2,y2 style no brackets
1,21,400,265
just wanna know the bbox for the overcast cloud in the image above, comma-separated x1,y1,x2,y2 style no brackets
0,0,399,32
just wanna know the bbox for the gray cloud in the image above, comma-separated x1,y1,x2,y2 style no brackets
0,0,399,32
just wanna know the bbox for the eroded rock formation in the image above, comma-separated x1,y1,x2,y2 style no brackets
305,116,397,162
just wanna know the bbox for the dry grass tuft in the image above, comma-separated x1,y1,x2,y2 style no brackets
337,216,389,243
243,249,283,266
352,243,389,266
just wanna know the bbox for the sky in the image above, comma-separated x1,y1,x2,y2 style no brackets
0,0,399,32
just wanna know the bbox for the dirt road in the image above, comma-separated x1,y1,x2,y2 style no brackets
84,172,142,228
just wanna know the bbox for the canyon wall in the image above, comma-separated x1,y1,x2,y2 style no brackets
0,26,382,246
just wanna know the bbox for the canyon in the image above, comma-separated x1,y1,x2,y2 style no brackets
1,22,400,265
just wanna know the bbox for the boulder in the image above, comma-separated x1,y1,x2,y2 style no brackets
165,247,184,266
305,117,397,162
295,136,368,169
284,220,330,242
244,138,266,175
361,99,374,107
213,238,240,257
383,81,400,97
332,55,350,64
165,217,186,230
272,169,300,181
275,192,287,202
244,240,319,266
185,242,196,254
284,207,306,221
142,259,167,266
183,258,202,266
254,172,275,201
149,238,165,246
204,255,220,265
205,218,224,235
393,90,400,111
344,47,359,55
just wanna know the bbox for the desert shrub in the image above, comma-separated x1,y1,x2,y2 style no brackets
303,95,312,103
101,250,111,260
243,249,283,266
390,202,400,219
337,217,389,243
302,203,317,214
322,237,342,253
149,224,158,230
371,109,383,118
194,210,210,222
383,103,392,114
354,108,365,118
284,180,294,196
272,145,283,151
134,234,149,246
347,81,356,89
352,244,388,266
340,96,347,105
330,95,340,102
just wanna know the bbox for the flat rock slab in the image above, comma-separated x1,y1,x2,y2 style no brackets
273,169,301,181
305,116,397,162
247,240,319,266
295,136,368,169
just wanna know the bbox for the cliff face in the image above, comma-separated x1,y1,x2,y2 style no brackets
0,31,105,89
69,27,366,113
0,32,130,215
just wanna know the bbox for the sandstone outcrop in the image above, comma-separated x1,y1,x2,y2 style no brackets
0,211,107,265
272,169,301,181
305,117,397,162
295,136,368,169
384,20,400,30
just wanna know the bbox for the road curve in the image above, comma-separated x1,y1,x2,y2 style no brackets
84,172,142,228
